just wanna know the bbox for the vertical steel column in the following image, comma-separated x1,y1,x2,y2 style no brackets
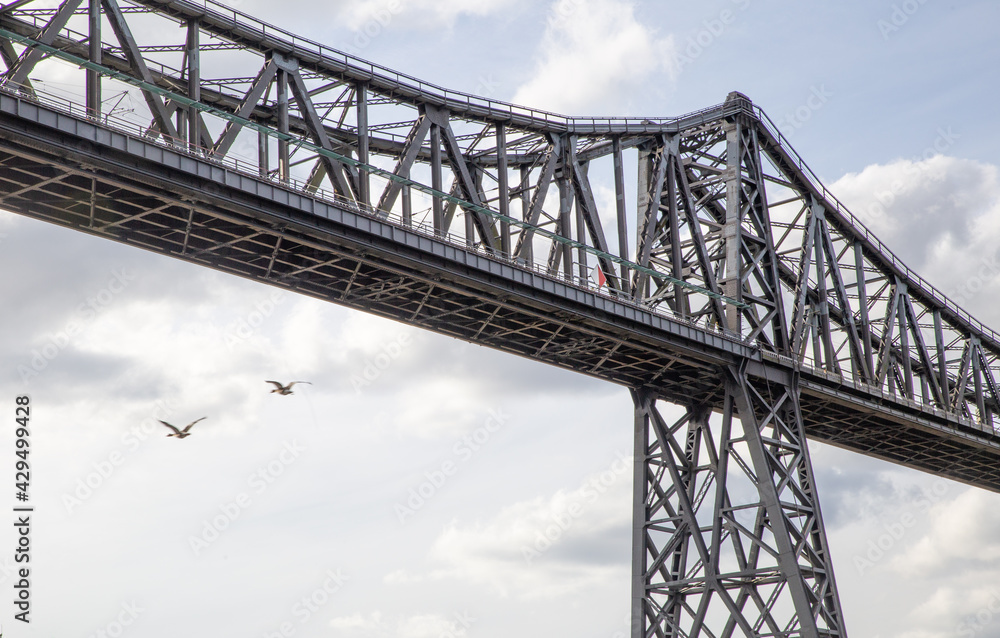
812,204,836,370
519,165,532,264
630,391,649,638
401,165,412,226
557,171,573,277
665,152,686,314
431,124,443,234
87,0,101,117
186,19,200,151
496,125,510,256
897,283,914,396
636,144,652,300
723,122,743,334
934,310,948,402
810,310,823,369
465,168,477,247
576,181,588,283
258,130,269,178
613,137,630,296
276,67,289,182
972,336,986,422
356,82,370,207
855,242,874,378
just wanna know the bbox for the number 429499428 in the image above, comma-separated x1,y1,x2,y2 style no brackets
15,396,30,496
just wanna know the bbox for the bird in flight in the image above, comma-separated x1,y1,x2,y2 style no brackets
266,380,311,395
159,417,206,439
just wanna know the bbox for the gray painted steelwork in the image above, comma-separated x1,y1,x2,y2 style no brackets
2,2,999,635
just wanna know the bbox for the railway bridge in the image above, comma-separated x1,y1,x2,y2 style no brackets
1,1,998,635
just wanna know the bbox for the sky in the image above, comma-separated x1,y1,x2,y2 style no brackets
2,0,1000,637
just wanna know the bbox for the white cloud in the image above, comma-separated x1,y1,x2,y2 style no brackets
337,0,517,31
399,453,632,598
829,155,1000,325
512,0,677,114
892,488,1000,576
830,487,1000,638
330,611,472,638
830,155,999,261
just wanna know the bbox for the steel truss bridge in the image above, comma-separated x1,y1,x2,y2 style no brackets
1,1,998,635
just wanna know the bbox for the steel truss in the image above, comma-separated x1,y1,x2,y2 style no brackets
2,2,1000,636
632,372,844,638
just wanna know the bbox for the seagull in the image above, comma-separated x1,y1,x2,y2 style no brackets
158,417,206,439
266,380,311,395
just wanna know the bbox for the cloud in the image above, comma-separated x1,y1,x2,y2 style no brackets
336,0,518,31
891,488,1000,576
512,0,677,113
828,155,1000,325
330,611,474,638
810,447,917,529
824,486,1000,638
394,453,632,598
829,155,999,264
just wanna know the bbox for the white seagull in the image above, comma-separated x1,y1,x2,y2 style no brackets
159,417,206,439
266,380,311,396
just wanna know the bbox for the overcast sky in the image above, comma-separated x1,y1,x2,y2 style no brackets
2,1,1000,637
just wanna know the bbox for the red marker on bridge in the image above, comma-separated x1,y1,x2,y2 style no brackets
590,264,607,288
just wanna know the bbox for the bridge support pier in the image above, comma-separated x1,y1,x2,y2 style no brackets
630,366,846,637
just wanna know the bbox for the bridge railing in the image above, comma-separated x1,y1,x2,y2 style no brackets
145,0,739,134
0,79,744,348
760,349,1000,437
753,105,1000,351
